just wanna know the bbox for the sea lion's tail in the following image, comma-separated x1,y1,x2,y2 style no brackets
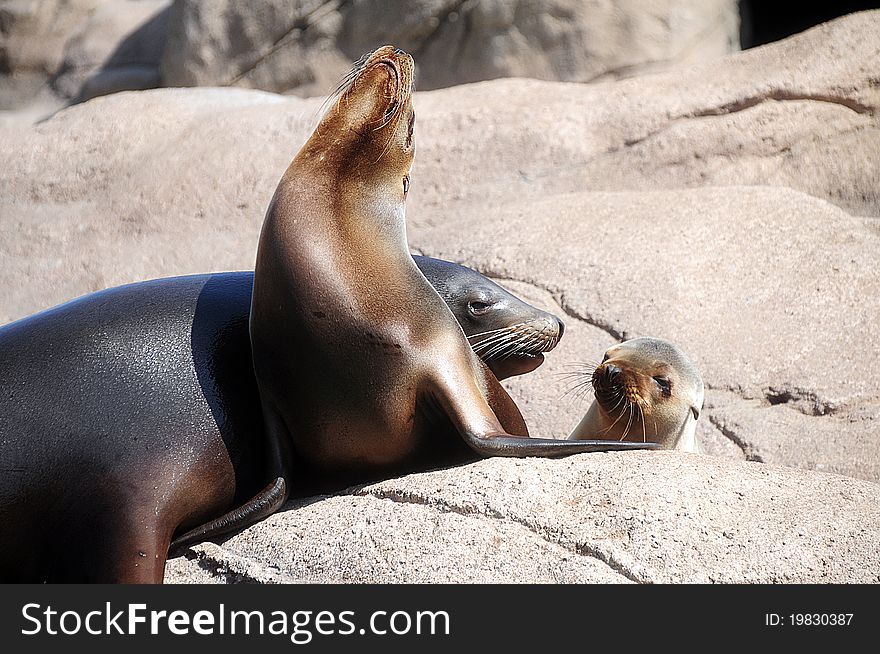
168,476,287,556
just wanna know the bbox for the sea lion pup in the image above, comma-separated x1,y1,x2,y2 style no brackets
248,44,657,497
568,337,704,453
0,258,555,582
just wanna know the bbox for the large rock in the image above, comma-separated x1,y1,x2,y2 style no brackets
161,0,739,96
418,187,880,415
707,393,880,481
1,13,879,582
165,453,880,583
0,0,170,119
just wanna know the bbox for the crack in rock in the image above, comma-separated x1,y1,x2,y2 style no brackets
763,386,840,416
692,90,874,118
706,382,845,417
357,487,647,583
413,260,628,342
706,413,763,463
177,542,299,584
622,90,874,149
225,0,349,87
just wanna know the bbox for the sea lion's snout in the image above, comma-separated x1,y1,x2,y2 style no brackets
591,361,626,410
556,318,565,339
604,363,620,383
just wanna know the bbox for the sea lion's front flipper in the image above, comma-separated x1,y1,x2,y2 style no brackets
464,435,659,457
433,371,659,458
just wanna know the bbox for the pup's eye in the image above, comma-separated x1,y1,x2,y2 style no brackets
468,301,492,316
403,175,410,195
653,377,671,395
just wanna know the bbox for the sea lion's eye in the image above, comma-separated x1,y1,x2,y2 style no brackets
403,175,410,195
468,301,492,316
653,377,671,396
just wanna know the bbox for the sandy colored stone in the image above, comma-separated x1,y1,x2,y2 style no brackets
161,0,739,96
53,0,170,101
165,453,880,583
709,399,880,483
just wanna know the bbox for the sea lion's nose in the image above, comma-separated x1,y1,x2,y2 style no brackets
556,318,565,339
604,364,620,382
394,47,405,55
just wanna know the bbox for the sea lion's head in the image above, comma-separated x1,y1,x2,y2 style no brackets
303,45,415,197
416,257,565,379
589,337,703,446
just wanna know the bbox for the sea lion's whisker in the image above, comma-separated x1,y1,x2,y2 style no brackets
601,396,629,435
639,403,647,443
560,385,598,405
619,404,635,442
466,326,513,339
481,326,533,358
561,379,595,401
486,330,533,359
470,332,516,355
496,335,530,359
505,331,540,358
473,331,519,357
486,337,517,360
574,382,596,403
559,360,602,370
557,368,599,381
468,322,534,353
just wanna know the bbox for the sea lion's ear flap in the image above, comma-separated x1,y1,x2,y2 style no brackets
691,405,701,420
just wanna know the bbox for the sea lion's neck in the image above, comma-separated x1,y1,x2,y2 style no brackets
279,154,409,247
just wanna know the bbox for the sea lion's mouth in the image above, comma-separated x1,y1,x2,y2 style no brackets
485,352,544,381
470,324,560,359
498,350,545,364
469,322,562,379
592,364,645,415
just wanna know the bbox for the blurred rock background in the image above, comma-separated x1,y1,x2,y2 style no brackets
3,0,878,127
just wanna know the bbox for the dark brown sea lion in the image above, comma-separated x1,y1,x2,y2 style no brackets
248,45,656,500
0,258,561,582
